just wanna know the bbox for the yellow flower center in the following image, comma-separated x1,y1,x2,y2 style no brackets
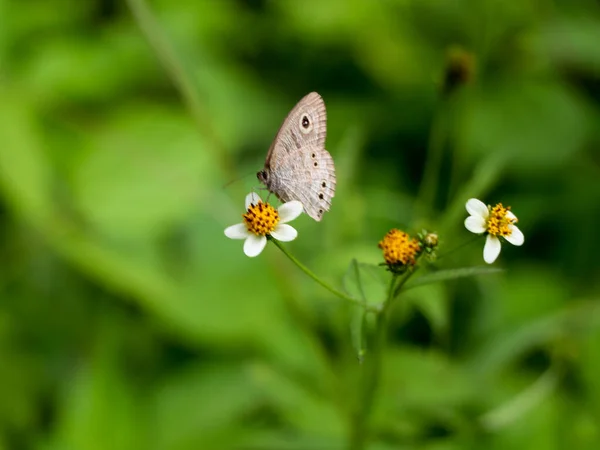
378,229,421,267
486,203,516,237
243,201,279,236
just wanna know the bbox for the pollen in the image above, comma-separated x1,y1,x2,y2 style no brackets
243,201,280,236
486,203,516,238
378,229,421,268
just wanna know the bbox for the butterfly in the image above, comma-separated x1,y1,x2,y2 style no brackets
257,92,336,221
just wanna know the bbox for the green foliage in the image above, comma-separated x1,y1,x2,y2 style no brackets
1,0,600,449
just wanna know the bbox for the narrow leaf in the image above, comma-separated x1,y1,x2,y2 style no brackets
350,309,368,363
404,266,503,290
0,90,53,222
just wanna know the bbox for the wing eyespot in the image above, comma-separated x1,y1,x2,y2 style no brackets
313,162,318,167
319,193,324,200
299,114,313,134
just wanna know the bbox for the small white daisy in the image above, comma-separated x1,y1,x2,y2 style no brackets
224,192,303,257
464,198,524,264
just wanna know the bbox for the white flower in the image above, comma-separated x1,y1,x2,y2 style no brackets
464,198,524,264
224,192,303,257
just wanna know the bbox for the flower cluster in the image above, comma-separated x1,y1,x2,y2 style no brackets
225,194,524,266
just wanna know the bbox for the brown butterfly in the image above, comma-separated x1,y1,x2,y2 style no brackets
257,92,336,221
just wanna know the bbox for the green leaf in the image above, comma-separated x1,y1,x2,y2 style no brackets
343,259,367,303
71,106,215,238
151,363,262,450
0,320,39,435
342,260,389,307
242,431,345,450
472,300,600,376
461,81,589,171
483,392,561,450
379,347,477,411
0,89,53,223
479,367,559,432
532,16,600,76
250,363,345,438
579,328,600,421
49,328,145,450
404,266,503,290
50,227,184,328
490,266,567,329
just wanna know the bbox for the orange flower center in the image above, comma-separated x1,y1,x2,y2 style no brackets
378,229,421,267
486,203,516,237
243,201,279,236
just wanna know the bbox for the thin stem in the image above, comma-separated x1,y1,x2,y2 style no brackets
434,235,482,262
391,269,416,301
415,107,447,220
348,268,421,450
271,239,369,310
125,0,233,175
348,274,398,450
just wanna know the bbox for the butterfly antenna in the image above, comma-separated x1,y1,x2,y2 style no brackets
221,170,257,190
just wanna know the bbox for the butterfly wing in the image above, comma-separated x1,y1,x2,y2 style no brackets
264,92,327,171
261,92,335,221
270,145,336,221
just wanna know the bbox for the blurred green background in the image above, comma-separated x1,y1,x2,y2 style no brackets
1,0,600,449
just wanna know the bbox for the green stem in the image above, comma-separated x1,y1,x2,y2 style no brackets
348,275,397,450
434,235,481,262
349,267,422,450
271,239,370,310
391,269,416,301
415,107,447,220
125,0,233,175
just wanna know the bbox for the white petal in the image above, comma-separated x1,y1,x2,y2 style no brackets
483,235,502,264
224,223,251,240
505,225,524,246
278,201,303,223
464,215,487,234
270,224,298,242
245,192,262,210
466,198,489,219
506,210,517,221
243,234,267,257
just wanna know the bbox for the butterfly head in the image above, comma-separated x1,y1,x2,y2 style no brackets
257,169,270,186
